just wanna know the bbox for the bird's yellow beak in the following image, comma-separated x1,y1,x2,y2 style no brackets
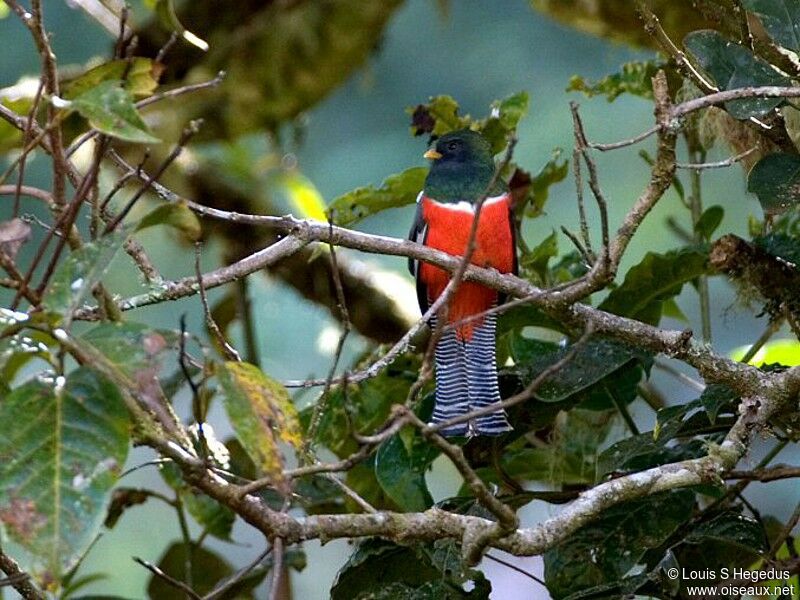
424,149,442,160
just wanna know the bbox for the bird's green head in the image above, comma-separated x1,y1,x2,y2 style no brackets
423,129,505,203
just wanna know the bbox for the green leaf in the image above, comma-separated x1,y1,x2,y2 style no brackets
328,167,427,226
599,247,710,325
148,542,266,599
544,490,695,600
741,0,800,53
374,431,437,512
684,30,792,119
510,336,647,403
42,230,126,324
528,149,568,217
306,354,420,457
470,409,616,488
0,368,129,578
331,539,490,600
597,434,706,478
480,91,530,152
69,80,160,144
567,60,661,101
218,362,301,490
694,205,725,241
683,511,768,552
62,58,163,100
748,153,800,215
408,95,470,137
520,230,558,282
80,322,177,380
136,201,202,241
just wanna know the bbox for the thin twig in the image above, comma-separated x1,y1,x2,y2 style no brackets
195,243,241,362
133,556,201,600
203,547,272,600
677,147,756,170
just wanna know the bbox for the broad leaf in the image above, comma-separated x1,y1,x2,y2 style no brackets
597,434,707,478
741,0,800,53
218,362,301,490
0,368,129,578
520,230,558,284
68,80,160,143
684,30,792,119
408,95,470,137
331,538,490,600
42,230,126,324
62,58,163,100
374,428,438,512
544,490,695,600
136,201,202,241
599,247,709,324
567,60,662,101
683,511,768,552
694,205,724,241
328,167,427,226
469,409,616,488
80,322,177,380
748,153,800,215
148,542,266,599
276,170,327,221
305,353,420,457
510,336,648,403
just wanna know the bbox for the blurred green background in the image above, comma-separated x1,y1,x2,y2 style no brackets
1,0,795,597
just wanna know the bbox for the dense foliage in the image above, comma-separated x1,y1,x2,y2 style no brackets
0,1,799,598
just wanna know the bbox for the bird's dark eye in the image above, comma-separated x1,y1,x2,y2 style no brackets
447,141,459,151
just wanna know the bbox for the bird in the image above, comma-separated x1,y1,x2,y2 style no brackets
407,129,517,437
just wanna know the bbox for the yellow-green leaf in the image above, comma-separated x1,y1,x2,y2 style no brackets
218,362,301,488
63,58,164,100
731,338,800,366
277,171,327,221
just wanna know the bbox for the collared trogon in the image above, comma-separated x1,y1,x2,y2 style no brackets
408,129,517,437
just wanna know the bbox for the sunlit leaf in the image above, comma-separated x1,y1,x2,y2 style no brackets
218,362,301,490
328,167,427,226
0,368,129,578
136,201,202,241
731,338,800,365
68,80,160,143
684,30,791,119
278,170,327,221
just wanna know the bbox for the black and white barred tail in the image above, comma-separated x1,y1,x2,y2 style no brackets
429,312,512,437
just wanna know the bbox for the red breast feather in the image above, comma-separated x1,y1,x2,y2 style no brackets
419,193,514,340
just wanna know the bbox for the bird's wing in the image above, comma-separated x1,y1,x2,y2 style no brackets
499,195,518,306
407,192,429,313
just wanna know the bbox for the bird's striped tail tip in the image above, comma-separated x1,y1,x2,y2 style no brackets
428,409,513,438
474,411,513,436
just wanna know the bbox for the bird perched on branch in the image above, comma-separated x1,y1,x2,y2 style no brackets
408,129,517,437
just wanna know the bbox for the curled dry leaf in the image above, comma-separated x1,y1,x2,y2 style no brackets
0,217,31,262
